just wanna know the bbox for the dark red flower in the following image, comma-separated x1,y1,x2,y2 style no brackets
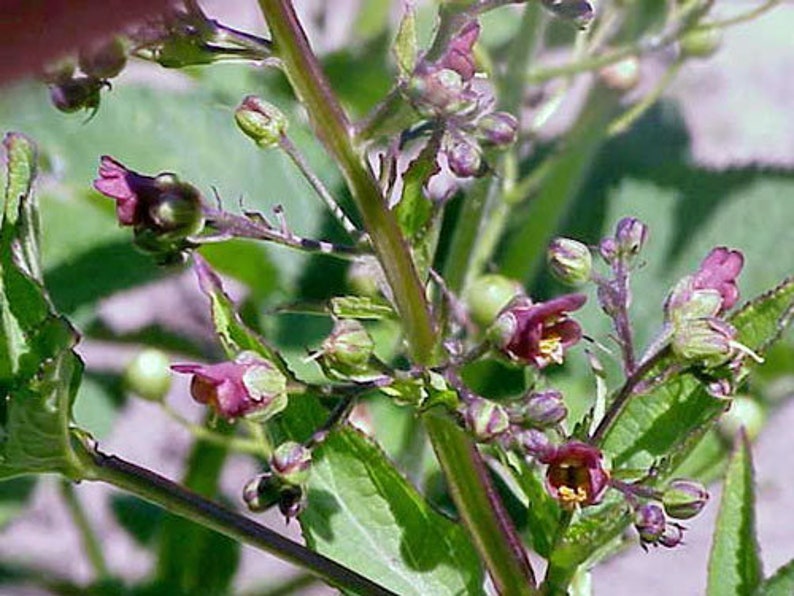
493,294,587,368
544,441,609,508
692,247,744,312
93,155,158,226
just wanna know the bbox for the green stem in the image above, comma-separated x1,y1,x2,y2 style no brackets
259,0,435,364
81,442,395,596
423,413,536,595
59,480,110,582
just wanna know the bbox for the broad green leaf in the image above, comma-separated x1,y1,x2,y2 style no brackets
757,559,794,596
330,295,396,320
707,432,762,596
300,427,485,596
393,5,419,79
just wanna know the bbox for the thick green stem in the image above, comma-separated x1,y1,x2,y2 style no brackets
81,443,395,596
259,2,535,591
259,0,434,364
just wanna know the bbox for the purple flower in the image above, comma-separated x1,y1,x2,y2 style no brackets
438,21,480,81
94,155,155,226
544,441,609,508
692,247,744,312
493,294,587,368
171,351,287,421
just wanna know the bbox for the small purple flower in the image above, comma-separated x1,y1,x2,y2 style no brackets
493,294,587,368
94,155,155,225
634,503,667,546
692,247,744,312
544,441,610,508
171,351,287,421
438,21,480,81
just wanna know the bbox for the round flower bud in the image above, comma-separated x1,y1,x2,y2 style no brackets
270,441,312,486
658,522,685,548
464,274,523,328
278,484,307,520
235,95,288,149
547,237,593,286
513,428,556,461
124,348,172,402
79,37,127,80
718,396,765,443
476,111,519,147
680,27,722,59
599,56,641,92
446,137,483,178
615,217,649,257
242,472,280,512
670,317,736,368
463,397,510,441
147,174,205,240
49,76,103,113
321,319,375,378
662,479,709,520
634,503,666,545
510,389,568,427
541,0,595,29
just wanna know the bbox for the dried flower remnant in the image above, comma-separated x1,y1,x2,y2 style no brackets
492,294,587,368
171,351,287,421
544,442,609,508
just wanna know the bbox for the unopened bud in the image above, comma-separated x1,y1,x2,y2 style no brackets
49,77,103,113
270,441,312,485
476,111,519,147
235,95,288,149
42,58,76,84
321,319,375,377
278,484,307,520
541,0,595,28
658,522,685,548
513,428,556,461
671,317,736,368
446,137,484,178
79,37,127,80
509,389,567,427
662,479,709,520
680,27,722,59
615,217,648,257
634,503,666,544
718,396,765,442
124,348,171,402
464,397,510,441
147,174,205,239
465,274,523,327
599,56,641,92
548,237,592,286
242,473,280,512
406,67,467,116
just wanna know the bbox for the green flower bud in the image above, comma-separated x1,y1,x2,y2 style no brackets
476,112,519,147
547,237,593,286
662,479,709,520
465,274,523,327
718,396,765,442
680,27,722,59
123,348,172,402
271,441,312,485
242,472,280,512
79,37,127,80
147,174,205,240
49,76,103,113
463,397,510,441
671,317,736,368
235,95,288,149
321,319,375,377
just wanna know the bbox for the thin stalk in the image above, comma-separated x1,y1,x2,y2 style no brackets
608,60,683,136
258,0,435,364
278,134,364,242
81,443,396,596
705,0,781,28
59,480,110,582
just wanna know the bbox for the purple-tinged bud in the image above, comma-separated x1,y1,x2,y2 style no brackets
598,237,618,263
270,441,312,485
79,37,127,80
545,441,610,508
671,317,737,368
124,348,171,402
615,217,649,258
492,294,587,369
476,111,519,147
599,56,641,92
634,503,667,545
438,21,480,81
465,274,524,327
718,396,765,442
692,247,744,313
242,472,280,512
463,397,510,441
513,428,556,461
541,0,595,28
662,479,709,520
235,95,288,149
596,279,623,317
171,351,288,421
278,484,307,520
49,76,103,113
321,319,375,377
406,67,465,116
658,522,685,548
680,27,722,59
509,389,567,427
548,237,592,286
446,137,484,178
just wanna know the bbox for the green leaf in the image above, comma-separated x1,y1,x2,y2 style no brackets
330,295,396,320
756,559,794,596
395,133,440,244
300,427,484,595
707,432,762,596
110,493,164,547
393,5,419,79
0,476,36,528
